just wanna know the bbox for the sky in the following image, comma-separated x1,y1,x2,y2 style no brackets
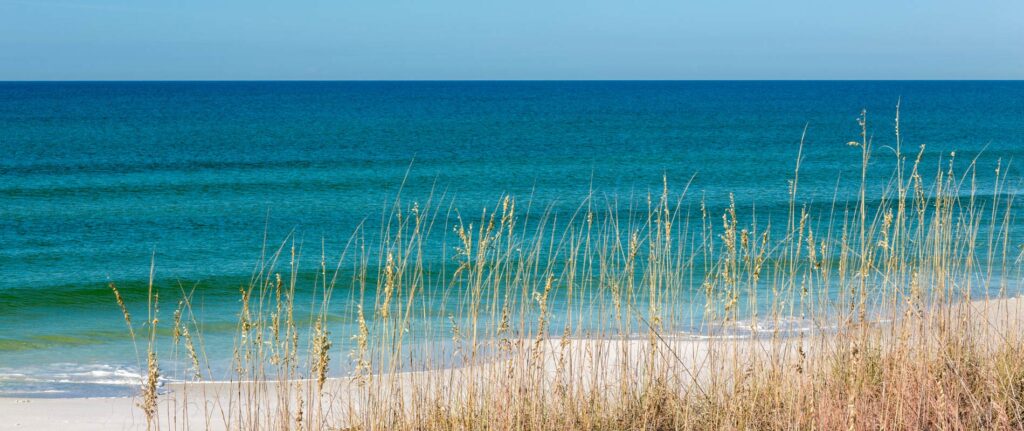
1,0,1022,80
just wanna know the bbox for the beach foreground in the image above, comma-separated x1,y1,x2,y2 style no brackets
3,296,1022,430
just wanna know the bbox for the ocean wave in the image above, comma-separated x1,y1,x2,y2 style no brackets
0,363,163,398
679,316,838,340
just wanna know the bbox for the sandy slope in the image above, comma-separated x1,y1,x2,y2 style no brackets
3,297,1021,430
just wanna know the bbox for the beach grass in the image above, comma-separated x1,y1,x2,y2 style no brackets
118,110,1023,430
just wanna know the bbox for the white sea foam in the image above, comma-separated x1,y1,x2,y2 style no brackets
678,316,837,340
0,363,152,398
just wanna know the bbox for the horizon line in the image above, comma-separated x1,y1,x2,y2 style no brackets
2,78,1023,83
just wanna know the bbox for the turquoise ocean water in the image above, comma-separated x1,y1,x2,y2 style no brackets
1,81,1022,397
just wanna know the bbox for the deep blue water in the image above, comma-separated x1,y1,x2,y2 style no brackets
1,81,1023,397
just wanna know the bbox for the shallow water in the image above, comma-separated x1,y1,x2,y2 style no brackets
2,81,1023,397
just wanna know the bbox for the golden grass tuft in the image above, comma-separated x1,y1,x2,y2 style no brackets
114,110,1024,430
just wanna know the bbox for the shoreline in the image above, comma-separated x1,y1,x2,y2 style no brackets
3,295,1020,430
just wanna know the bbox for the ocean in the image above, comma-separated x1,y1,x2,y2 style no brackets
1,81,1022,397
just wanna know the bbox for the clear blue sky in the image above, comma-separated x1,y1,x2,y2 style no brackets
1,0,1021,80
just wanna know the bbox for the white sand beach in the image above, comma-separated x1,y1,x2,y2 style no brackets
4,296,1021,430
